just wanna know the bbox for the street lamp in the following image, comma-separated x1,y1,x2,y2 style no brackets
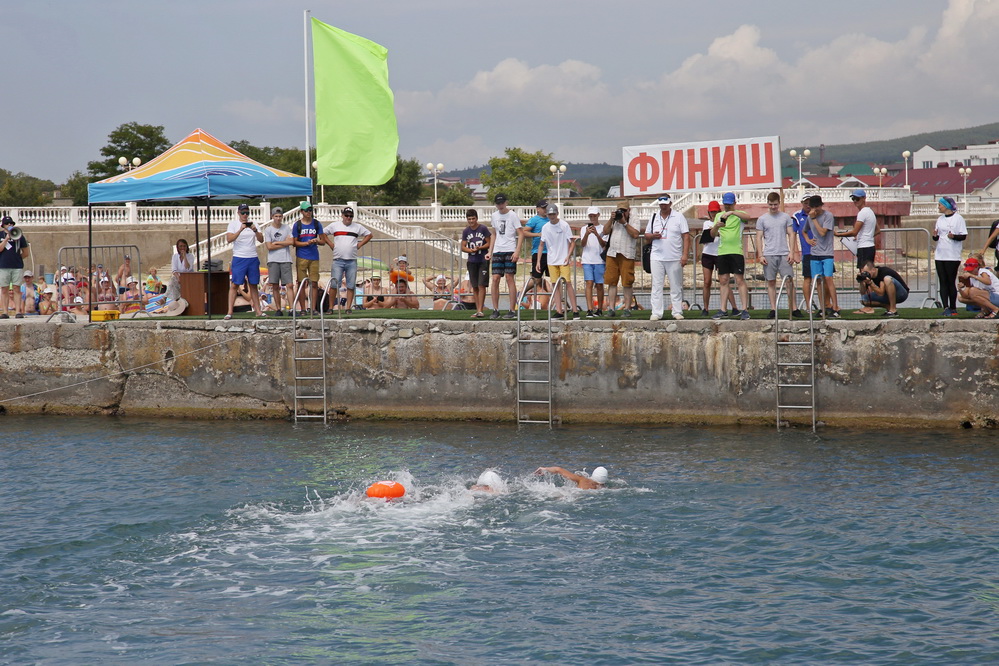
875,167,888,188
549,164,567,207
312,161,324,203
425,162,444,204
902,150,911,189
959,167,973,212
789,149,810,192
118,156,141,171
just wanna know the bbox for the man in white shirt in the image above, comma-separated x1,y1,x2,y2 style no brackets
836,189,878,268
537,204,578,318
322,206,372,315
263,207,294,316
485,193,523,319
225,203,264,319
644,195,690,321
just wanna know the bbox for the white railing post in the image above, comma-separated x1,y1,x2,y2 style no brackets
432,201,441,223
126,202,138,225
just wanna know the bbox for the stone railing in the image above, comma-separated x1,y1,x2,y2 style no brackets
910,199,999,216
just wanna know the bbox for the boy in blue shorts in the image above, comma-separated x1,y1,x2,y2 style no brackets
225,203,265,319
580,207,608,316
806,195,840,318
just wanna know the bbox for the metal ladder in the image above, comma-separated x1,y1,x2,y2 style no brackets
291,279,329,423
515,278,565,426
774,276,817,431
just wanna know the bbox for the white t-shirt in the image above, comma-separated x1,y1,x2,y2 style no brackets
322,220,372,260
644,210,689,262
171,252,193,274
490,209,522,253
754,211,792,256
934,213,968,262
263,223,293,263
701,219,720,256
540,219,574,266
856,206,877,248
581,225,608,264
227,218,260,259
972,267,999,296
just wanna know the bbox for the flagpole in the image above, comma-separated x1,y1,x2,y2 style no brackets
303,9,312,195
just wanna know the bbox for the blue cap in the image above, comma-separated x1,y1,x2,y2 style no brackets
721,192,736,205
851,189,867,199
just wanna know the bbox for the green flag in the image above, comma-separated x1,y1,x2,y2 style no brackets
311,18,399,185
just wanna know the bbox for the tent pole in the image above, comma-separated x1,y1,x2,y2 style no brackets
194,204,201,268
206,201,212,320
87,204,93,323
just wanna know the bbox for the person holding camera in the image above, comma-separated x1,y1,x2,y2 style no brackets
580,206,608,317
0,215,30,319
224,203,265,319
957,254,999,319
602,206,641,317
855,259,908,317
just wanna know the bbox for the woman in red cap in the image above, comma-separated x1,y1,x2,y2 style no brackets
957,253,999,318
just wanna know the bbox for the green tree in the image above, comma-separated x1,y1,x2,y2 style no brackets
0,169,54,206
582,176,621,199
439,183,474,206
375,156,421,205
230,140,307,176
62,170,91,206
480,147,555,205
87,122,172,180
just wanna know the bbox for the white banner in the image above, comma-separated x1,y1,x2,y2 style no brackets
622,136,782,197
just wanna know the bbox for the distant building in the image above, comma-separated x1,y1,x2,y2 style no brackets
886,164,999,197
912,141,999,169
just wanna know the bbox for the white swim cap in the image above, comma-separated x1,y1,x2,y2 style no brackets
590,466,609,484
476,470,503,488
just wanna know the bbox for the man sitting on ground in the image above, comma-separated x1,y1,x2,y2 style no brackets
855,259,908,317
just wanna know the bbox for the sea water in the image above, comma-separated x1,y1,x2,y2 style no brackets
1,417,996,664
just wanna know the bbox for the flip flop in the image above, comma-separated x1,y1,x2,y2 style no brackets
223,314,232,320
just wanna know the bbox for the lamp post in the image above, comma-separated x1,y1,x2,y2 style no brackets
789,149,810,193
959,167,972,212
425,162,444,204
549,164,567,207
117,156,141,172
312,160,324,203
875,167,888,188
902,150,911,189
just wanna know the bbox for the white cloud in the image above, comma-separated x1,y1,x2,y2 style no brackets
222,96,303,128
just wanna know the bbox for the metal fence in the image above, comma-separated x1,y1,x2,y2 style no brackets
53,245,144,319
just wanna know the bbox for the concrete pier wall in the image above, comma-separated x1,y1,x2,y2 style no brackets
0,318,997,427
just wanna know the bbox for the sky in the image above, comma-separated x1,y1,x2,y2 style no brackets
3,0,998,184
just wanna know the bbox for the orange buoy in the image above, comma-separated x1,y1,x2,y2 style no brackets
366,480,406,499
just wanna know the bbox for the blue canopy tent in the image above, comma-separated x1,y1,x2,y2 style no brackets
86,129,314,318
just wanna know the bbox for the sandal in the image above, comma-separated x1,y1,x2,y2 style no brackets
985,310,999,319
223,314,232,320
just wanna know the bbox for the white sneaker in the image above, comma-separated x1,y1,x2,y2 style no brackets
673,313,684,320
649,314,661,321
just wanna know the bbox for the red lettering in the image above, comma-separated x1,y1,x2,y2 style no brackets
738,142,776,185
661,150,684,191
628,152,659,192
686,148,710,189
711,145,736,187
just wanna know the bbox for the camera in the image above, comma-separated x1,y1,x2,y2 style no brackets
856,270,872,283
613,208,626,222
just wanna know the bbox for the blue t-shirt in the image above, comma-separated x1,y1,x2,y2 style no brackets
791,210,813,256
293,220,322,261
462,225,491,264
525,215,548,254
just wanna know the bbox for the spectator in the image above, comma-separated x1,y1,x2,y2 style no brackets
145,268,163,295
224,202,265,320
39,286,57,316
602,206,641,317
644,194,690,322
0,215,30,319
979,218,999,269
96,276,117,310
116,254,133,295
60,272,78,310
389,255,415,288
856,258,909,317
168,238,193,301
790,195,815,314
538,203,579,319
699,200,736,317
363,274,393,309
805,195,841,318
754,191,800,319
424,274,454,310
68,295,89,316
957,254,999,318
460,209,491,318
292,201,327,314
122,277,145,313
580,206,608,317
836,189,879,268
390,278,420,309
485,193,523,319
710,192,752,320
522,200,549,294
263,206,294,317
322,206,372,316
933,196,967,317
20,270,39,315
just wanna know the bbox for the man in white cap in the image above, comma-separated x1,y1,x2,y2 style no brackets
580,206,608,317
645,194,690,321
836,189,879,269
534,465,608,489
225,202,265,319
537,203,579,318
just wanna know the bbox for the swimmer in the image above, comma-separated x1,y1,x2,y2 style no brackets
534,465,608,490
470,469,505,493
